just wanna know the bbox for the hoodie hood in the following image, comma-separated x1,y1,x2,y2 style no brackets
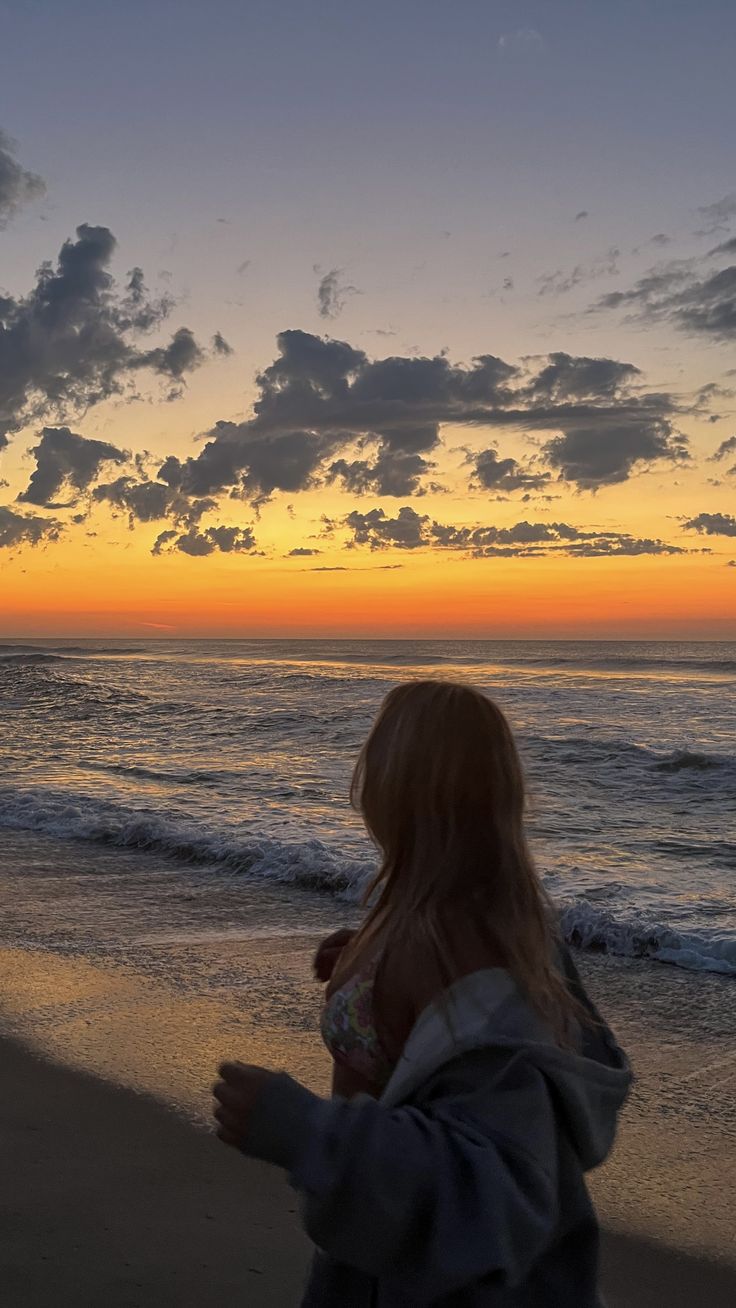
380,962,632,1171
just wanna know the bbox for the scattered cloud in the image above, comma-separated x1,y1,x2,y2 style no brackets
0,503,62,549
574,211,589,222
342,506,686,558
537,248,620,296
0,129,45,227
288,547,321,556
595,257,736,341
18,426,128,506
469,446,550,494
498,28,543,52
329,449,433,497
212,332,233,356
92,476,216,528
632,233,672,255
315,267,360,319
682,511,736,537
152,524,258,556
345,506,428,550
236,260,251,276
709,435,736,462
0,224,220,449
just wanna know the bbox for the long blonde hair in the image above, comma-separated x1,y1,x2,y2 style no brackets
345,680,577,1042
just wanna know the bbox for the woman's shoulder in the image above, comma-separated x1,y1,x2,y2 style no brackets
375,911,504,1054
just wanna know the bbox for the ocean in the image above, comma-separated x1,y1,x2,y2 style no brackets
1,638,735,979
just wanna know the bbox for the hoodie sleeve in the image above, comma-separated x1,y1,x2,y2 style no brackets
242,1049,561,1301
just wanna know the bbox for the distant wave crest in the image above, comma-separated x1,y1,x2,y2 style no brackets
0,644,145,659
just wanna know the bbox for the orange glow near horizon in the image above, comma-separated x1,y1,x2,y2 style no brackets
2,546,733,639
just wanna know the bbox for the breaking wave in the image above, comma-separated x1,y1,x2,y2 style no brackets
1,784,734,976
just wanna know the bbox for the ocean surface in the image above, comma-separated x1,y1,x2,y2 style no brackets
1,638,734,977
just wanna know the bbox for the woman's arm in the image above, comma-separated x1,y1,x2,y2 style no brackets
313,928,356,983
214,1052,560,1300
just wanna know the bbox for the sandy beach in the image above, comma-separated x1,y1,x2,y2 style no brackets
1,926,735,1307
1,1033,735,1308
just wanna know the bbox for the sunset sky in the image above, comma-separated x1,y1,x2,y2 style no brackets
1,0,734,638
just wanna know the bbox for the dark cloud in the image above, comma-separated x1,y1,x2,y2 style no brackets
212,332,233,356
597,259,736,340
522,352,640,401
0,129,45,226
155,331,686,501
470,447,550,493
710,435,736,461
236,260,251,277
682,511,736,537
708,237,736,257
695,192,736,236
574,211,589,222
0,224,216,449
631,234,673,255
152,524,258,556
695,381,734,412
0,503,62,548
315,268,360,319
288,547,320,556
543,414,688,489
92,476,216,528
329,449,432,496
537,249,619,297
18,426,128,506
345,506,428,550
117,267,173,332
134,326,205,398
342,507,686,558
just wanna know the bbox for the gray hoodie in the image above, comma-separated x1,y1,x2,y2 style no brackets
243,949,631,1306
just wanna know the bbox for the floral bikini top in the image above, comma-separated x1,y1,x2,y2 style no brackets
320,953,395,1091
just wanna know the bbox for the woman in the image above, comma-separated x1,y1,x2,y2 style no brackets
213,681,631,1306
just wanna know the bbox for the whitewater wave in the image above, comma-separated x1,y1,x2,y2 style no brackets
558,899,736,975
0,787,373,899
1,784,734,976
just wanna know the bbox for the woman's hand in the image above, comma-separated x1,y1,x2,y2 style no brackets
313,927,356,982
212,1061,272,1151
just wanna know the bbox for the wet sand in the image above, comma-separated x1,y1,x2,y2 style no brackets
0,939,735,1305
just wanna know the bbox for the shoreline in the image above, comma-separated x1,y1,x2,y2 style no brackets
2,1031,736,1308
